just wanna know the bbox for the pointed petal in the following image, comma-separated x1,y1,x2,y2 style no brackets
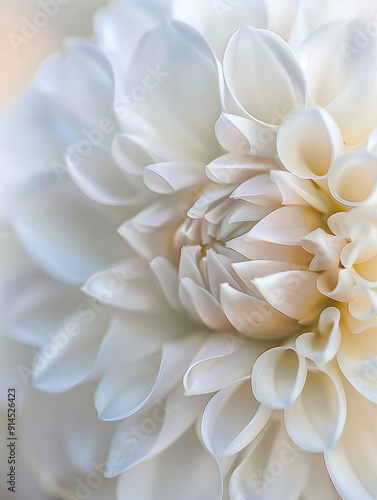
224,26,305,124
202,377,272,458
121,19,221,162
245,206,321,245
285,367,346,452
184,333,264,395
253,270,323,320
95,336,203,421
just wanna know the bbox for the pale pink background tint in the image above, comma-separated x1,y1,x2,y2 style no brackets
0,0,109,108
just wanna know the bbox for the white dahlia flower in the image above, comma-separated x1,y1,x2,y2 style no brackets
2,0,377,499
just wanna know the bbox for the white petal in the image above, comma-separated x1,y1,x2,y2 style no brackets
245,206,322,246
202,377,272,458
4,267,82,345
206,154,273,185
95,335,203,421
33,309,109,392
144,161,206,194
277,107,343,180
150,256,182,312
223,26,305,124
325,383,377,500
215,112,276,157
117,426,223,500
285,367,346,452
270,170,333,213
227,238,310,264
121,19,221,162
105,384,208,476
93,310,184,378
58,43,116,141
82,259,166,312
231,174,281,205
338,325,377,403
118,197,184,261
180,277,232,330
220,283,297,339
67,146,141,206
11,174,128,284
253,270,323,321
252,347,307,409
229,416,312,500
112,134,154,176
184,333,265,394
300,19,377,144
173,0,268,60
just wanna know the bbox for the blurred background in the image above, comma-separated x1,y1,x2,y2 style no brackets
0,0,110,109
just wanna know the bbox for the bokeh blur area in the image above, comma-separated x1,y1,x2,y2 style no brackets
0,0,109,109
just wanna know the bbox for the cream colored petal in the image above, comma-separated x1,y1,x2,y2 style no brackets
284,367,346,452
180,277,232,330
277,106,343,180
245,206,322,246
270,170,333,214
206,154,273,185
325,381,377,499
328,150,377,207
338,325,377,403
226,238,310,264
349,284,377,321
253,270,323,321
230,174,282,205
300,452,342,500
300,19,377,144
295,307,342,368
317,268,355,302
229,415,312,500
201,377,272,458
220,283,297,339
252,346,307,409
301,228,345,271
232,259,302,285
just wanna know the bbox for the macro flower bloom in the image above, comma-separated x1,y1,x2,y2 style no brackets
2,0,377,499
